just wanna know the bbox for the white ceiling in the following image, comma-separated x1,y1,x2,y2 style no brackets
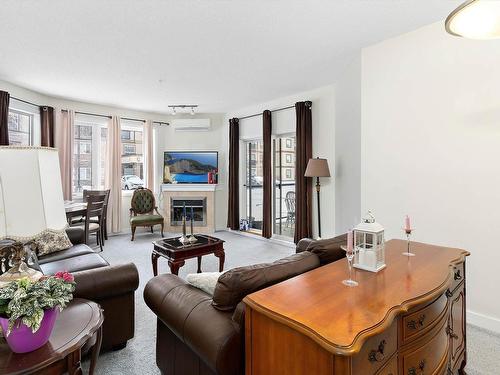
0,0,461,114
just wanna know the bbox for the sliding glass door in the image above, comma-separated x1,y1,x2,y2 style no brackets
273,136,296,239
245,140,264,233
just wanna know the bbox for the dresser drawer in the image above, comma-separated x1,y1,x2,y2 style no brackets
375,354,397,375
402,293,448,343
450,262,465,292
400,319,449,375
352,319,398,375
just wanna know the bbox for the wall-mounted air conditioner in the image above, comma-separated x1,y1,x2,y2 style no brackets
171,119,211,132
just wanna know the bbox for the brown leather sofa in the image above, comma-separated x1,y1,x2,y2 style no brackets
38,227,139,351
144,234,346,375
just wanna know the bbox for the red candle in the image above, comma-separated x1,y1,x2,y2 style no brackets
405,215,411,231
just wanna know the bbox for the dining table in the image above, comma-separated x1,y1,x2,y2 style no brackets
64,201,87,223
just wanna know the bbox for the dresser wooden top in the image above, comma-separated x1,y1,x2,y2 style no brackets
244,239,469,355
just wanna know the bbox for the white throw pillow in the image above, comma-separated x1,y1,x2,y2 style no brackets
186,272,224,296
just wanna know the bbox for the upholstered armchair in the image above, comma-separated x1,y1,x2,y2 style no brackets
129,187,164,241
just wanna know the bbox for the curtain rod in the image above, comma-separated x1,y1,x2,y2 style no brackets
61,109,169,126
11,96,40,107
237,101,312,121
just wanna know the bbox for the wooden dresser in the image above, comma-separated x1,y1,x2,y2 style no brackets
244,239,469,375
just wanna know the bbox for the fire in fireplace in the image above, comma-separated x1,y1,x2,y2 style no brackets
171,197,207,226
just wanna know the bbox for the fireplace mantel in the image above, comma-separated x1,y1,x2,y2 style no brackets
160,184,217,192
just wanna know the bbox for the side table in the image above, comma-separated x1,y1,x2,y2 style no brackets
0,298,104,375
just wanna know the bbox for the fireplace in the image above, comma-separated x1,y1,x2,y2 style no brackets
170,197,207,226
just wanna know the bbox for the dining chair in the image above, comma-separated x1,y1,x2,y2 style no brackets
83,189,110,245
72,193,106,252
284,191,296,228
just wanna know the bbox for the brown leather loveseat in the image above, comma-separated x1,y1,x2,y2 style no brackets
38,227,139,351
144,234,346,375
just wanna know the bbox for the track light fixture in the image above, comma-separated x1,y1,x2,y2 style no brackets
168,105,198,116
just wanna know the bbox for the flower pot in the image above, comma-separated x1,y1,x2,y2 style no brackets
0,308,58,353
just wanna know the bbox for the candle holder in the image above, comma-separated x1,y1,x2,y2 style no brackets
341,245,358,287
179,214,189,244
188,214,197,244
402,228,415,257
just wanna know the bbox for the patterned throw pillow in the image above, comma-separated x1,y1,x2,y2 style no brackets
33,231,73,257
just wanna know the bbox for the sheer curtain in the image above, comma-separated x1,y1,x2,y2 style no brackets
105,115,122,233
54,109,74,200
143,120,154,190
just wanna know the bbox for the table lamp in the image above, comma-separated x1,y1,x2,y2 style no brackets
304,157,331,239
0,146,68,284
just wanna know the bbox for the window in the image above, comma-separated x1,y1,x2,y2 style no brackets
120,124,144,190
7,110,33,145
123,144,136,155
245,140,264,232
72,117,107,196
273,135,296,239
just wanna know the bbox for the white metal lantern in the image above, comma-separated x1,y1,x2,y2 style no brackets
353,211,386,273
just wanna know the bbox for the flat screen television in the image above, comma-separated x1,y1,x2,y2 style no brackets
163,151,218,184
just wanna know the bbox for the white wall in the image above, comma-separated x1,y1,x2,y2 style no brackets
335,53,362,233
0,79,226,231
362,22,500,332
225,85,336,239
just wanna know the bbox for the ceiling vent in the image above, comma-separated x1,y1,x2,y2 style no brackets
171,118,211,132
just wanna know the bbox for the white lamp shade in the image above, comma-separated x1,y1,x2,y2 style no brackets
0,146,67,241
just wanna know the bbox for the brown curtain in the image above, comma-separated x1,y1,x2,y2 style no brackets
40,106,55,147
262,110,272,238
0,91,10,145
294,101,313,243
227,118,240,230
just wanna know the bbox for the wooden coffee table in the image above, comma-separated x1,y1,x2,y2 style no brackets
0,298,104,375
152,234,225,276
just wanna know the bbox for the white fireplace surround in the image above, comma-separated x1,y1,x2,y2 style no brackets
160,184,217,234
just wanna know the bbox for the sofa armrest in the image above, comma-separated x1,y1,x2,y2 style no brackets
73,263,139,300
144,274,242,375
66,227,85,245
296,238,315,253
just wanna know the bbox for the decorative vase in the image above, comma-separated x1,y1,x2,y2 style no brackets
0,307,58,353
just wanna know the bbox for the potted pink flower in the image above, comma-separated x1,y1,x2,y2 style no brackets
0,271,75,353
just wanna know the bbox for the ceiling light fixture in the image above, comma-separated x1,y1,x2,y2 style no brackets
168,105,198,116
446,0,500,39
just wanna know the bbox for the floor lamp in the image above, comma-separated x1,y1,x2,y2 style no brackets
304,157,331,239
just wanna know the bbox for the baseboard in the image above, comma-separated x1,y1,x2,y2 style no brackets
467,310,500,334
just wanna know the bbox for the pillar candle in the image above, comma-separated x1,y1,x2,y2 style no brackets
347,230,353,252
405,215,411,231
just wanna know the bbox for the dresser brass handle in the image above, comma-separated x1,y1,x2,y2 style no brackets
368,339,386,362
446,326,459,339
407,314,425,330
408,359,426,375
454,269,462,280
